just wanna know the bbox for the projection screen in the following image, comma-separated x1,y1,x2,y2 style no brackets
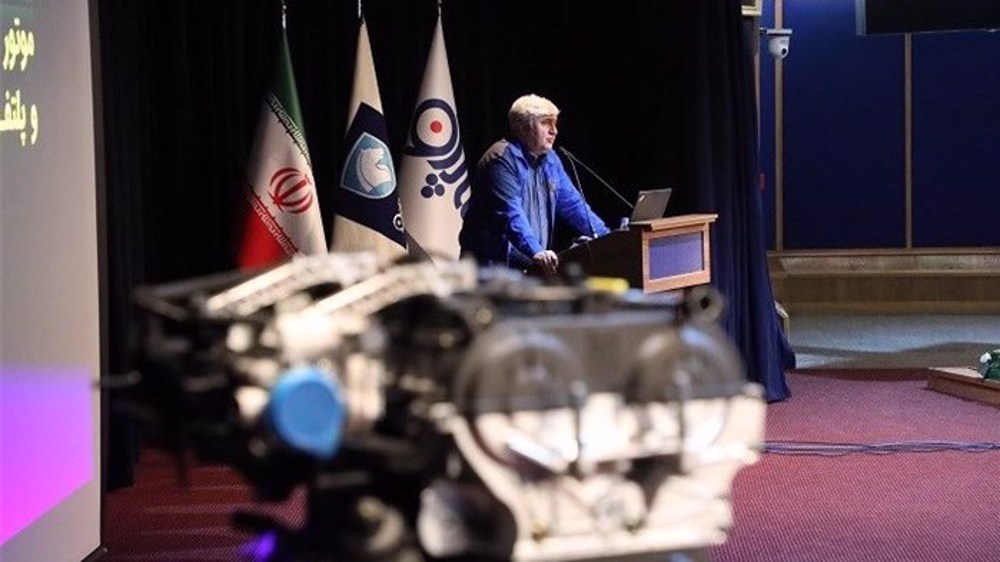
0,0,103,560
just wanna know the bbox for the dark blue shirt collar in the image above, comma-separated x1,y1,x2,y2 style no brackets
506,137,548,167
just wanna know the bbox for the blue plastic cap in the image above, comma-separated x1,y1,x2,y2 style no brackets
268,366,346,459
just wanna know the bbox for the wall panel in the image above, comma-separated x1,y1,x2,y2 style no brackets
781,0,905,249
911,31,1000,247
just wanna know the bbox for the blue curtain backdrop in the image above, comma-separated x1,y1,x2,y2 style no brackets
99,0,793,488
684,2,796,401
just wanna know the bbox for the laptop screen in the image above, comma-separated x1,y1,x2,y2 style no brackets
629,188,672,222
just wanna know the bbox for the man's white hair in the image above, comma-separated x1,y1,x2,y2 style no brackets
508,94,559,135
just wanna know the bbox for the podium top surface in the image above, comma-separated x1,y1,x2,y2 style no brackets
631,213,718,232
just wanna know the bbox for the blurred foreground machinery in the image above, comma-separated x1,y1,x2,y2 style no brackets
126,253,765,562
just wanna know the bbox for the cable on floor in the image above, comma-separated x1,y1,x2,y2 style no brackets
763,440,1000,456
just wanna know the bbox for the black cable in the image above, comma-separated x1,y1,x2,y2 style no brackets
763,439,1000,457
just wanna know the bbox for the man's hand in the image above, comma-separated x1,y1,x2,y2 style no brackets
532,250,559,275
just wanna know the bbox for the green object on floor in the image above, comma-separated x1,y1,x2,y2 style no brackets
978,349,1000,381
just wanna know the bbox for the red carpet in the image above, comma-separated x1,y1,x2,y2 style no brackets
103,369,1000,561
102,453,305,561
710,369,1000,562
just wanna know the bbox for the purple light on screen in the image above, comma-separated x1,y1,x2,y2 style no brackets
0,365,94,545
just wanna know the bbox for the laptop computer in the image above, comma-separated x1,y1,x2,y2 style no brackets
629,188,672,222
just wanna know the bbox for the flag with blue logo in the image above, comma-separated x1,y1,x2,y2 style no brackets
332,17,406,261
398,12,470,263
238,28,326,269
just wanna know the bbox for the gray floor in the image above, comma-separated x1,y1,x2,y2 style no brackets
787,314,1000,370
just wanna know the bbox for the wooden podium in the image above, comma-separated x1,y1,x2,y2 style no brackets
558,214,717,293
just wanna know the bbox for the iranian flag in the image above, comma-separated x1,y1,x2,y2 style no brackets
238,30,326,270
398,12,470,263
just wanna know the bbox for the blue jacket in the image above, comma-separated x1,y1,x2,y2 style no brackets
459,139,610,269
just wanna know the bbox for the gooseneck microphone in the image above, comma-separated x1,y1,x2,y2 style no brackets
559,145,598,238
557,146,634,211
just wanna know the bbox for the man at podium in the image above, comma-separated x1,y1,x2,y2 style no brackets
459,94,609,274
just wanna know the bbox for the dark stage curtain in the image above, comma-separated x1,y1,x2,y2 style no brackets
681,3,796,402
98,0,793,487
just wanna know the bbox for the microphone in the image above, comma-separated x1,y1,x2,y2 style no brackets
559,146,598,238
557,146,634,211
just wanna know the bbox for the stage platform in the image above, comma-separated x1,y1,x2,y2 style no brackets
928,367,1000,407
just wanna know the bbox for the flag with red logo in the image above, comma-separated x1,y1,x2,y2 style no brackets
398,12,470,263
331,17,406,262
238,29,326,269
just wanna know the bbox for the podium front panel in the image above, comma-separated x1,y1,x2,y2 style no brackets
648,231,704,279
